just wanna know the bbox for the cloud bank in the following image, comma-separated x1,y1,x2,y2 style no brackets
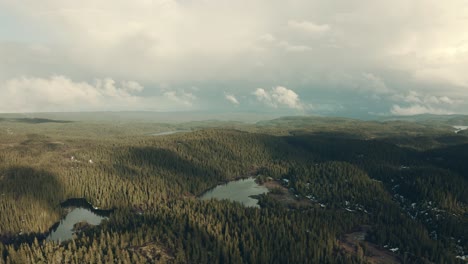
0,76,196,112
1,0,468,115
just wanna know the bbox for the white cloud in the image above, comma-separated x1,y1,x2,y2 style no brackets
288,20,330,34
225,93,239,105
272,86,303,109
254,88,273,106
254,86,304,110
0,75,196,112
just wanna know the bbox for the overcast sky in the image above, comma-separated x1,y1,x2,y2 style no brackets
1,0,467,117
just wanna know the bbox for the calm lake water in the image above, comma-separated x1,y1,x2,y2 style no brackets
151,130,190,136
200,177,269,208
454,126,468,133
47,199,111,242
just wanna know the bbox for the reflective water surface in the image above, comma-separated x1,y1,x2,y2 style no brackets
200,177,268,208
47,199,112,242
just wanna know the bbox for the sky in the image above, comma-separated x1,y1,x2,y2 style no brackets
0,0,468,118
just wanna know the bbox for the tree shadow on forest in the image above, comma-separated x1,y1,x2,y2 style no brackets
116,132,461,199
280,134,468,205
284,133,468,176
118,132,418,196
0,166,65,243
124,147,227,194
282,134,418,166
0,166,64,202
424,143,468,179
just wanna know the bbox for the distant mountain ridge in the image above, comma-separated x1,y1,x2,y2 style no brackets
378,114,468,125
1,111,467,125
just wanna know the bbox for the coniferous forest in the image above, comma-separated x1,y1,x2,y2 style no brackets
0,115,467,263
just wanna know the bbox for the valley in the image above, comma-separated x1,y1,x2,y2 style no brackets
0,114,467,263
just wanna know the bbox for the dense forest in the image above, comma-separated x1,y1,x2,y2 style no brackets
0,116,467,263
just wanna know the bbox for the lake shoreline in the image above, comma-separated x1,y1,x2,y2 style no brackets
149,130,192,136
196,175,254,198
46,198,114,243
0,198,114,245
199,176,269,208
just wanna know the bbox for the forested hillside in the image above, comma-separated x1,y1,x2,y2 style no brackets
0,117,467,263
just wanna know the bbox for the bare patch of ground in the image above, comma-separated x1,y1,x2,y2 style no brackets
261,180,313,209
128,241,174,262
339,226,402,264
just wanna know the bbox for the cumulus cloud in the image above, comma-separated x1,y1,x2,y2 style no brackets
225,94,240,105
0,75,196,112
254,88,272,106
254,86,304,110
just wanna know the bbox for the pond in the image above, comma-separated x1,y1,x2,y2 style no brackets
200,177,269,208
454,126,468,134
151,130,190,136
47,198,112,242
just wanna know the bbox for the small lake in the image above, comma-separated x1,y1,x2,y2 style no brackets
47,199,112,242
453,126,468,133
151,130,190,136
200,177,269,208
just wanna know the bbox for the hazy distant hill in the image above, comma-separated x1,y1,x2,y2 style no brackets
0,113,467,263
0,111,281,123
1,111,467,125
378,114,468,125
